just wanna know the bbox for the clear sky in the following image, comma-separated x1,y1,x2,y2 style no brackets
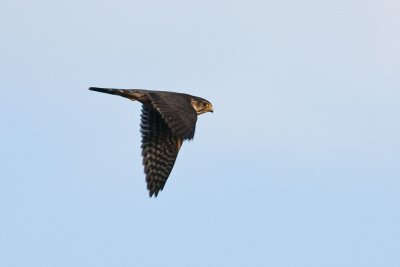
1,0,399,266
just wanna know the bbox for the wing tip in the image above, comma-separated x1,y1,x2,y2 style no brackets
148,188,161,198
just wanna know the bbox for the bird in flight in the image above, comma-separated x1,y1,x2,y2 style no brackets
89,87,213,197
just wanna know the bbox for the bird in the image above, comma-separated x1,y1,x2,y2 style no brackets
89,87,213,197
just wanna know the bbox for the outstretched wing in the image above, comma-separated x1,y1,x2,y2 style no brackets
148,92,198,140
140,105,183,197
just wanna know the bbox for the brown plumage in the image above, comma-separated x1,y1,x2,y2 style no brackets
89,87,213,197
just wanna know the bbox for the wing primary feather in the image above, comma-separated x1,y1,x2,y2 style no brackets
140,105,182,197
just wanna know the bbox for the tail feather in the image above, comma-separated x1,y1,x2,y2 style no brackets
89,87,136,99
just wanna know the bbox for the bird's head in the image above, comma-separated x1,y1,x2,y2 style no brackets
191,97,214,115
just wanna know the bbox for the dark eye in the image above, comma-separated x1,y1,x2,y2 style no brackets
203,102,208,107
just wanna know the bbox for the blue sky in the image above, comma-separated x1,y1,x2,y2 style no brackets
1,0,399,266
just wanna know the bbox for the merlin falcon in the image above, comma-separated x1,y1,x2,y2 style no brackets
89,87,213,197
